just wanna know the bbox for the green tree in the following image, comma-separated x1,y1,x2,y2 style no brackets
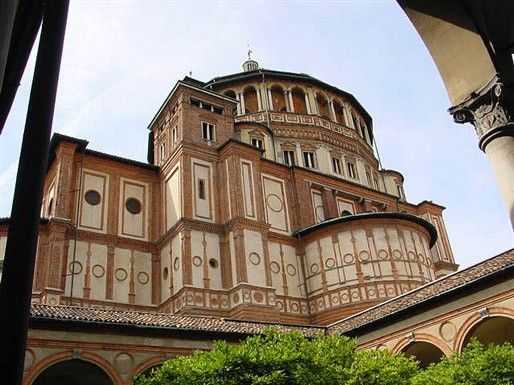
412,340,514,385
134,330,418,385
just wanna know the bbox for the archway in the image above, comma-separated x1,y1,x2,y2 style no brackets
401,341,445,368
333,101,345,124
316,93,330,119
243,86,258,113
462,316,514,349
224,90,236,99
291,87,307,114
270,85,287,112
32,359,113,385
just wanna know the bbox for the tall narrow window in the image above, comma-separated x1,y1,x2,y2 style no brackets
332,157,342,175
172,126,177,145
373,173,380,190
251,138,263,149
346,160,357,179
365,166,372,186
283,150,295,166
160,142,166,163
303,151,316,169
198,179,206,200
201,122,215,141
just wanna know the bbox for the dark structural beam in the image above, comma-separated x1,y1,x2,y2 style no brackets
0,1,69,385
0,0,44,134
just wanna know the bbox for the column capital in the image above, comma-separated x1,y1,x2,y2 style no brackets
450,77,514,151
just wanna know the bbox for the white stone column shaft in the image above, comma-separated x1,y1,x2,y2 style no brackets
484,136,514,229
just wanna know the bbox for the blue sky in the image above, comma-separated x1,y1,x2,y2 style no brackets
0,1,511,267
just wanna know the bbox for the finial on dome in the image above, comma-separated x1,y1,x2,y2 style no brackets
242,46,259,72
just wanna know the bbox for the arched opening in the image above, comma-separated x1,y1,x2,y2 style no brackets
333,101,345,124
243,86,258,114
33,359,113,385
340,210,352,217
402,341,445,368
270,85,287,112
224,90,237,116
135,364,163,381
224,90,236,99
291,87,307,114
316,93,330,119
462,316,514,349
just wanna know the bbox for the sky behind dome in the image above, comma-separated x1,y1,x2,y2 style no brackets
0,0,511,267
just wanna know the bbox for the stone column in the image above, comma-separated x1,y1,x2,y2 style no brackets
451,79,514,229
329,99,337,122
287,90,294,112
267,88,273,111
239,92,246,115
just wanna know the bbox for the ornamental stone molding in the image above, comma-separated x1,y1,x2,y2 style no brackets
451,77,514,151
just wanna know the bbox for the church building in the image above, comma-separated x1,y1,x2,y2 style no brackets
0,58,512,385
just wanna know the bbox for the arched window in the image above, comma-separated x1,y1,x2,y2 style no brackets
341,210,352,217
333,101,345,124
243,86,258,114
462,316,514,349
401,341,445,368
224,90,236,99
270,85,287,112
33,359,113,385
291,87,307,114
316,93,330,119
224,90,238,116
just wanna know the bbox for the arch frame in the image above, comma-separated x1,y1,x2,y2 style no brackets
132,356,169,379
24,350,122,385
392,332,451,357
454,306,514,352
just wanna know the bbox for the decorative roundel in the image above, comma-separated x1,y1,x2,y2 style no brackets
392,250,403,260
173,257,180,271
310,263,319,274
84,190,101,206
427,257,433,266
163,267,169,280
115,268,128,281
125,197,142,214
253,291,264,303
290,302,299,312
249,252,261,266
439,321,457,342
325,258,336,269
359,251,371,263
92,264,105,278
137,271,150,285
343,254,354,264
408,251,416,261
378,249,389,260
367,288,376,297
387,287,396,296
69,261,83,275
209,258,219,268
265,193,284,212
418,254,425,264
270,261,281,274
192,256,203,267
286,264,297,276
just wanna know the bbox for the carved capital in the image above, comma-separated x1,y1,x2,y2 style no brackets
450,77,514,151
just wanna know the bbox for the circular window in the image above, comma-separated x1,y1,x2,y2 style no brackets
209,258,219,268
125,198,142,214
84,190,101,206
